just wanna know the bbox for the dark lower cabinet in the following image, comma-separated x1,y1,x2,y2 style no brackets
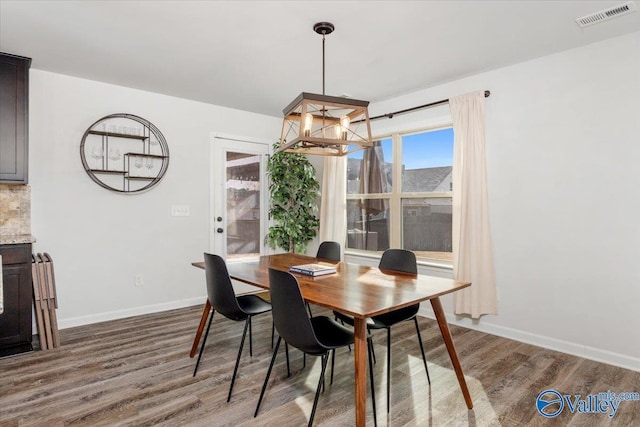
0,243,33,357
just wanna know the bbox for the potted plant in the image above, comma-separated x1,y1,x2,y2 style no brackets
265,144,320,253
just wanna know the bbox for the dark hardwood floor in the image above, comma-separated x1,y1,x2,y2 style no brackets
0,305,637,426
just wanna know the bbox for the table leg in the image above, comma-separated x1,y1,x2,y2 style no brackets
189,300,212,358
430,297,473,409
353,317,367,427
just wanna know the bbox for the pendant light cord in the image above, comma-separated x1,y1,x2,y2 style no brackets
322,32,326,96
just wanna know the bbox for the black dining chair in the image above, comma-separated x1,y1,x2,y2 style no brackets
304,241,341,320
193,253,273,403
316,241,341,262
333,248,431,413
255,268,377,427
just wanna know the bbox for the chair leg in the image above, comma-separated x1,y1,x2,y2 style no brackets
309,353,329,427
413,317,431,385
193,309,215,377
306,302,313,317
227,317,250,402
336,317,352,352
254,336,282,418
285,342,291,377
303,306,312,370
189,301,211,358
249,316,253,357
368,339,378,427
330,348,336,385
372,333,377,363
321,353,326,394
386,327,391,413
368,335,376,364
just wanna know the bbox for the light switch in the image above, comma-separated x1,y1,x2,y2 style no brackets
171,205,190,216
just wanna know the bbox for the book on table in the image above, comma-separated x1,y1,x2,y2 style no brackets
289,263,337,276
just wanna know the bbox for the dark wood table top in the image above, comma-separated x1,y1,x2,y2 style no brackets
193,253,471,319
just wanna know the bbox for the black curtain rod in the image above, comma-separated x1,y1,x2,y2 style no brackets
366,90,491,122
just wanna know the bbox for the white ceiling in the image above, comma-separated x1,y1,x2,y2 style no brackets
1,1,639,117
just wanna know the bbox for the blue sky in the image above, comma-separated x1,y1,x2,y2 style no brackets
349,127,454,169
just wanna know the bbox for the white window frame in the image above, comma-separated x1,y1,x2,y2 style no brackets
345,123,454,265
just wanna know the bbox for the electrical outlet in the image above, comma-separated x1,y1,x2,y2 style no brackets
171,205,190,217
134,274,144,287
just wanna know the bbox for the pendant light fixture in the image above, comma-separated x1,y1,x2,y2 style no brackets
276,22,373,156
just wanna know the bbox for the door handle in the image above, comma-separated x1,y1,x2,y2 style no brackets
216,228,224,233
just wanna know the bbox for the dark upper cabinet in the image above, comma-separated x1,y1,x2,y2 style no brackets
0,53,31,184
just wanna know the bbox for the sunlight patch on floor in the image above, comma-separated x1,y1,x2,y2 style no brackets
405,353,495,425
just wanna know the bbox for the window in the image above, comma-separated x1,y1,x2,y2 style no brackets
346,127,453,262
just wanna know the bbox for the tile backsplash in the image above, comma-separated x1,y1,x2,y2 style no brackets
0,184,31,236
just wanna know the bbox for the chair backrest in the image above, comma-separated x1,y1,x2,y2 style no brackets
204,253,246,320
316,241,341,262
268,268,325,355
378,249,420,317
379,249,417,274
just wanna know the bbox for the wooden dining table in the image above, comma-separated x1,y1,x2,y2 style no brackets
192,253,472,426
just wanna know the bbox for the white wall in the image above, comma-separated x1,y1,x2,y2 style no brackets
348,31,640,371
29,70,280,327
29,30,640,372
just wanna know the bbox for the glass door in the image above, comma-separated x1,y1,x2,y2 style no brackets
211,136,270,261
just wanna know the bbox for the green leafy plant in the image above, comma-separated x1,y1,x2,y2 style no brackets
265,144,320,253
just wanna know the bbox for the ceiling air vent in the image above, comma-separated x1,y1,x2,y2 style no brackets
576,1,637,27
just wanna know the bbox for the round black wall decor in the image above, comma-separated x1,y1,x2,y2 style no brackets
80,113,169,193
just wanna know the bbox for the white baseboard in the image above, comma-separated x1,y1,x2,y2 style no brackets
56,296,206,330
418,306,640,373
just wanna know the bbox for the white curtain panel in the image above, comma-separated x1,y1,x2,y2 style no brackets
450,91,498,318
319,155,347,256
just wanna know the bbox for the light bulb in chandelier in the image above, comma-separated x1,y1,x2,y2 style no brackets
303,112,313,137
340,115,350,139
